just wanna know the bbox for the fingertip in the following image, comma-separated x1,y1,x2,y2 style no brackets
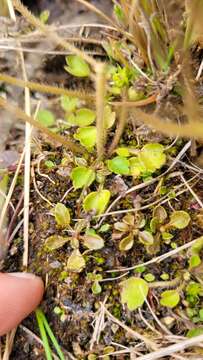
0,273,44,335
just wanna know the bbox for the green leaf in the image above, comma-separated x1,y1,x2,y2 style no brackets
37,109,55,127
138,231,154,246
139,143,166,173
67,249,86,272
161,232,174,242
120,277,149,311
191,236,203,254
189,255,201,269
39,10,50,23
144,273,155,282
160,290,180,308
65,55,90,77
114,4,125,21
66,108,96,127
99,224,110,233
115,147,130,157
44,160,55,169
150,217,159,233
45,235,70,251
153,206,168,223
54,203,70,228
104,105,116,129
114,221,129,232
91,281,102,295
187,328,203,338
129,157,146,177
83,233,104,250
107,156,130,175
169,211,191,229
60,95,79,112
74,126,97,149
119,234,134,251
70,166,95,189
83,190,110,215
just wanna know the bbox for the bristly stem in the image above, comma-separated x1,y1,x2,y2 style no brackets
95,63,107,159
0,96,84,153
108,90,128,155
0,73,95,101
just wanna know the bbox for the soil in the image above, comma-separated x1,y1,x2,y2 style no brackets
1,1,203,359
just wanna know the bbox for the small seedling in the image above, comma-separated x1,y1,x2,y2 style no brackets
64,55,90,77
70,166,95,189
83,189,111,215
74,126,97,149
54,203,70,228
67,249,86,272
37,109,55,128
160,290,180,308
120,277,149,311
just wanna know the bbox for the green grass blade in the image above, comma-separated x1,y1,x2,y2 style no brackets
35,309,53,360
39,309,65,360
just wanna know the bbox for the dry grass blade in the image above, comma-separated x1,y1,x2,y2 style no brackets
19,47,31,268
136,333,203,360
104,307,158,351
2,329,17,360
75,0,116,28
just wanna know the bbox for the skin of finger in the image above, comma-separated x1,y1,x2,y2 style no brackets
0,273,44,335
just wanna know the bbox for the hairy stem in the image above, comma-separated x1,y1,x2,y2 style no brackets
0,96,84,153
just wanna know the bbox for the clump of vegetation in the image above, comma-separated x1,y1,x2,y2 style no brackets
1,0,203,359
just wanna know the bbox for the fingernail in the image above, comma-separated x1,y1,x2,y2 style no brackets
8,272,37,279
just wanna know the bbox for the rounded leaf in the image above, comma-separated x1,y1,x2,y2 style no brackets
91,281,102,294
54,203,70,228
65,55,90,77
107,156,130,175
61,95,79,112
45,235,70,251
139,143,166,173
67,108,96,127
83,234,104,250
83,190,110,215
153,206,168,223
70,166,95,189
74,126,97,149
189,255,201,269
121,277,149,311
129,157,146,177
37,109,55,127
114,221,129,232
138,231,154,246
169,211,191,229
67,249,86,272
119,234,134,251
160,290,180,308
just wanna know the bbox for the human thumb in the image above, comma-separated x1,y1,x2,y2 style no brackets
0,272,44,335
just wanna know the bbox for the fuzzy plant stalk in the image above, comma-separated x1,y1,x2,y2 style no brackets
0,96,84,153
95,63,107,159
0,73,95,101
108,90,128,154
